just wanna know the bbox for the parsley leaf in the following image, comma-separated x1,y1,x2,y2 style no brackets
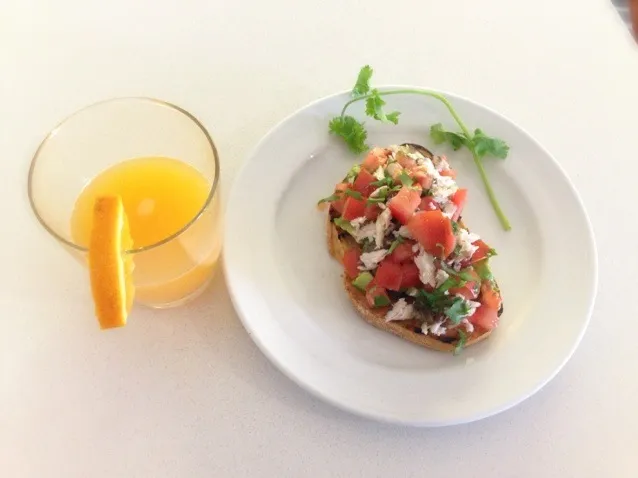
430,124,509,160
344,189,363,200
329,116,368,154
365,89,401,124
440,263,476,282
366,196,386,204
444,296,471,325
454,330,468,355
370,176,393,187
317,194,340,205
430,123,467,150
352,65,373,97
386,111,401,124
472,129,509,159
437,276,463,293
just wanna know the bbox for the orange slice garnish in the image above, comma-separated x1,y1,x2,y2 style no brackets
88,196,135,329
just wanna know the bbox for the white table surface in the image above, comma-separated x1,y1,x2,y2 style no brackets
2,0,638,476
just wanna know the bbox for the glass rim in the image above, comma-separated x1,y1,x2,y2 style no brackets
27,96,221,255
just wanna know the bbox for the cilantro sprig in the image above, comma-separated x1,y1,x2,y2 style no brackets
328,65,512,231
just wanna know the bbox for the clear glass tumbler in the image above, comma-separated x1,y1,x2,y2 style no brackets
28,97,222,308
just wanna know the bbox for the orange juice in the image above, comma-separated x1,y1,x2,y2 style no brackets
71,156,221,307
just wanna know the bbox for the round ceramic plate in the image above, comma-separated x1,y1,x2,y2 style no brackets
223,87,597,426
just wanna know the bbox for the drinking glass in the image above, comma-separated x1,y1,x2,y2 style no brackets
28,97,222,308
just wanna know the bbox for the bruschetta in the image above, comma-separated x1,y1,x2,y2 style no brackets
321,143,503,353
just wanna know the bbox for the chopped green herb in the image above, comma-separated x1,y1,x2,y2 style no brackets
344,189,363,200
398,170,413,187
451,221,459,233
333,217,355,235
317,194,340,205
415,287,456,311
437,275,465,293
440,263,476,282
444,296,471,325
373,295,391,307
370,176,393,187
454,329,468,355
474,260,494,282
361,237,377,252
344,164,361,183
330,66,512,230
387,236,404,254
487,247,498,257
366,196,386,204
352,65,373,97
329,115,368,154
369,185,389,199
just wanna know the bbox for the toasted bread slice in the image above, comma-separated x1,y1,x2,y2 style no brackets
327,218,492,352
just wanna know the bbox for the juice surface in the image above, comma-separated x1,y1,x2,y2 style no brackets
71,157,220,307
71,156,210,249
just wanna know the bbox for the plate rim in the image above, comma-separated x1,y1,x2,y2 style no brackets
223,85,599,426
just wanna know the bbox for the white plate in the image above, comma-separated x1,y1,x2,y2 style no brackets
223,87,597,426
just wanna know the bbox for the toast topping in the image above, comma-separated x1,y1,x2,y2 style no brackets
385,298,414,323
321,143,504,352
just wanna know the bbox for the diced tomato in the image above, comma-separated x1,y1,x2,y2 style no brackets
449,268,480,299
413,171,433,189
469,304,499,330
469,281,502,330
374,259,403,291
450,188,467,221
470,240,492,263
342,196,366,220
331,198,345,215
387,241,416,264
365,283,391,308
399,262,421,289
419,196,439,212
364,203,381,221
440,169,457,179
353,169,376,196
480,281,502,309
342,248,361,279
396,152,417,170
407,210,456,258
388,187,421,224
362,149,387,172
